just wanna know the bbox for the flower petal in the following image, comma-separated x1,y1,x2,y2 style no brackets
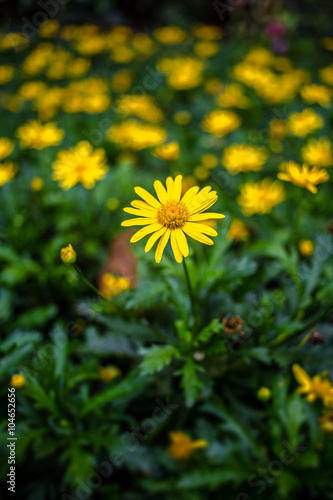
121,217,157,227
186,222,218,236
145,226,167,252
130,223,163,243
183,222,214,245
124,207,157,217
166,177,174,200
173,175,182,202
154,180,168,204
175,228,189,257
134,186,161,208
171,230,183,263
181,185,199,205
189,212,225,222
155,229,170,263
131,200,157,212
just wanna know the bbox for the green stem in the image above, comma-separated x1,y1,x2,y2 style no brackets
292,189,304,245
73,264,106,299
182,259,200,331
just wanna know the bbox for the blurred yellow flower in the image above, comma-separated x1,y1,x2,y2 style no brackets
152,142,179,161
300,84,331,107
159,57,203,90
52,141,108,190
0,32,29,51
319,412,333,433
110,45,134,64
154,26,187,45
110,69,133,93
222,144,267,174
278,161,329,194
192,24,223,40
202,110,241,137
257,387,271,401
0,138,14,160
288,108,324,137
238,179,285,216
0,65,15,84
39,20,59,38
132,33,155,56
67,58,91,78
194,41,219,58
116,95,164,123
30,177,44,192
121,175,225,263
319,64,333,86
11,374,25,388
60,244,76,264
292,364,333,403
174,110,192,125
201,153,218,169
216,83,250,108
0,162,18,187
100,273,131,299
227,218,249,241
106,198,120,211
299,240,314,257
244,47,274,66
75,34,106,55
301,137,333,167
107,120,167,150
16,120,64,149
18,81,47,100
168,431,208,460
269,118,287,141
98,365,121,383
194,166,210,180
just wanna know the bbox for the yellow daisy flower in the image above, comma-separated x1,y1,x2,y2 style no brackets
98,365,121,383
287,108,324,137
107,120,167,150
292,364,333,403
154,26,187,45
201,109,241,137
278,161,329,194
301,137,333,167
319,412,333,433
168,431,208,460
121,175,225,264
0,162,18,187
0,138,14,160
16,120,64,150
222,144,268,174
300,84,331,107
52,141,108,190
100,273,131,299
152,142,179,161
237,179,285,216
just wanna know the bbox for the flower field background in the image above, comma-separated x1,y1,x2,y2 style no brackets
1,1,333,499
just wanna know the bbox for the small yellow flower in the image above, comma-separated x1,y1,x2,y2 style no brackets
257,387,271,401
222,144,267,174
16,120,64,149
300,84,331,107
153,142,179,161
0,65,15,84
30,177,44,192
39,19,59,38
159,57,203,90
192,24,223,40
201,153,218,169
319,412,333,433
194,41,219,58
0,138,14,160
11,374,25,388
98,365,121,383
168,431,208,460
292,364,333,403
110,45,134,64
278,161,329,194
121,175,225,264
18,81,47,100
52,141,108,190
202,110,241,137
154,26,187,45
301,137,333,167
110,70,134,93
194,166,210,180
299,240,314,257
287,108,324,137
116,94,164,123
0,162,18,187
100,273,131,299
107,120,167,150
237,179,285,216
319,64,333,86
174,110,192,125
60,244,76,264
227,218,249,241
216,83,250,109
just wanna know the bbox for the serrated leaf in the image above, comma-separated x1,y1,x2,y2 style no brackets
140,345,180,375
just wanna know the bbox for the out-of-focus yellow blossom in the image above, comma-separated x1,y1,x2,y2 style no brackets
201,153,218,169
222,144,267,174
16,120,64,150
287,108,324,137
159,57,203,90
204,78,224,95
132,33,155,56
292,364,333,404
0,138,14,160
154,26,187,45
106,26,133,48
168,431,208,460
194,166,210,180
116,95,164,123
257,387,271,401
243,47,274,66
255,72,305,104
319,64,333,86
62,78,110,113
299,240,314,257
278,161,329,194
107,120,167,150
106,198,120,211
153,142,179,161
22,43,54,76
39,20,59,38
110,70,133,93
319,412,333,433
0,32,29,51
52,141,108,190
174,110,192,125
110,45,134,64
192,24,223,40
269,118,287,141
238,179,285,216
300,84,331,107
273,57,293,72
18,81,47,100
67,58,91,78
302,137,333,167
216,83,250,108
100,273,131,299
75,34,106,55
98,365,121,383
59,24,79,41
321,37,333,51
11,374,25,388
227,218,249,241
231,62,273,88
202,110,241,137
0,162,18,187
194,41,219,58
60,244,76,264
30,177,44,192
34,87,64,120
0,65,15,84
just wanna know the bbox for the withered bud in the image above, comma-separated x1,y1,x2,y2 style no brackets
308,329,325,345
222,315,244,335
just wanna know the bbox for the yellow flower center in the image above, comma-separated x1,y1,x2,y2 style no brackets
157,201,189,229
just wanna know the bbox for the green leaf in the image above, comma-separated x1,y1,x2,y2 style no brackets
194,318,223,346
0,344,36,377
140,345,180,375
179,359,204,407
